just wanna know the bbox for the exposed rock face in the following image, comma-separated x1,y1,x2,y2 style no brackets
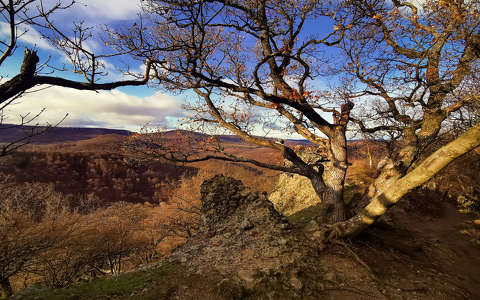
166,175,307,292
269,174,321,216
200,175,252,234
199,175,290,235
159,175,388,298
269,146,325,216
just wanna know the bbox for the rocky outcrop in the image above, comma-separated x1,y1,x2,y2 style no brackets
15,174,475,299
269,146,325,216
159,175,388,298
269,173,321,216
165,175,309,293
199,175,290,235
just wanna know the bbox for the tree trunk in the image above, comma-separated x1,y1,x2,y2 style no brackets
311,126,348,224
309,173,345,224
367,147,373,168
332,121,480,238
0,277,12,299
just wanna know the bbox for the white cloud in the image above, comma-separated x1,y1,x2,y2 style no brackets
38,0,142,22
0,22,56,51
4,86,184,131
40,0,142,23
75,0,141,21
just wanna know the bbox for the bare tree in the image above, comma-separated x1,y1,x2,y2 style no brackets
0,177,73,298
118,0,480,236
0,0,152,156
326,0,480,236
116,0,356,223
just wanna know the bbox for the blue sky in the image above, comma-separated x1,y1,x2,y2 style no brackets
0,0,360,136
0,0,432,136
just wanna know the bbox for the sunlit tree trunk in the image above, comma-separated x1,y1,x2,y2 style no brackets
310,126,348,223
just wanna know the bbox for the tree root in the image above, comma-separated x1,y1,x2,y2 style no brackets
334,240,428,295
334,240,373,274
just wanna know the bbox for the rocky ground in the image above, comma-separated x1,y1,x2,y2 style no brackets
15,175,480,299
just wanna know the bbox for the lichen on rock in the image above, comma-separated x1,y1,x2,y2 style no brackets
269,146,326,216
167,174,304,289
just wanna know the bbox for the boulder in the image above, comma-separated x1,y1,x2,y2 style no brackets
269,146,326,216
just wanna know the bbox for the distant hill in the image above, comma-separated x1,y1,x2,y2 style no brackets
0,124,133,144
0,124,313,147
162,129,312,146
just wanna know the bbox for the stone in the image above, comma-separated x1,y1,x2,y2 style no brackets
238,269,258,289
269,146,326,215
165,175,301,293
289,276,303,290
323,272,336,282
312,231,323,239
240,190,251,198
304,219,320,232
265,247,280,258
241,218,254,230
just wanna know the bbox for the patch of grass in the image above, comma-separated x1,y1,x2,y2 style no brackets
287,203,325,225
18,263,248,300
19,263,189,300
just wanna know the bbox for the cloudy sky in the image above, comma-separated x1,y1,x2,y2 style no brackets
0,0,186,132
0,0,428,134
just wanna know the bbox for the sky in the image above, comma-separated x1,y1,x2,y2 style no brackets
0,0,187,132
0,0,428,135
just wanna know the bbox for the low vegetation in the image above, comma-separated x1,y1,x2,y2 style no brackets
1,133,479,298
0,139,283,298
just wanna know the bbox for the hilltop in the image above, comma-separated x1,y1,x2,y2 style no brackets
0,124,132,144
13,175,480,299
1,126,479,299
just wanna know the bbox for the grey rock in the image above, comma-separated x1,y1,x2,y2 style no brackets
289,275,303,290
312,230,323,239
241,218,254,230
240,190,251,198
324,272,336,281
238,269,258,289
304,219,320,232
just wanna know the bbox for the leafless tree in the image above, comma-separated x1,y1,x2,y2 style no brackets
117,0,356,223
329,0,480,236
0,176,73,298
0,0,152,156
118,0,480,237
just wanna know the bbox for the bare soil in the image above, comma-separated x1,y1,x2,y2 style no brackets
347,189,480,299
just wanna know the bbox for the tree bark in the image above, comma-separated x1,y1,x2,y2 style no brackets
0,49,152,106
310,126,348,224
0,277,12,299
332,121,480,238
0,49,39,105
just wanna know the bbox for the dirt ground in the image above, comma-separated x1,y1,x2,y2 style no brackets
344,189,480,299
